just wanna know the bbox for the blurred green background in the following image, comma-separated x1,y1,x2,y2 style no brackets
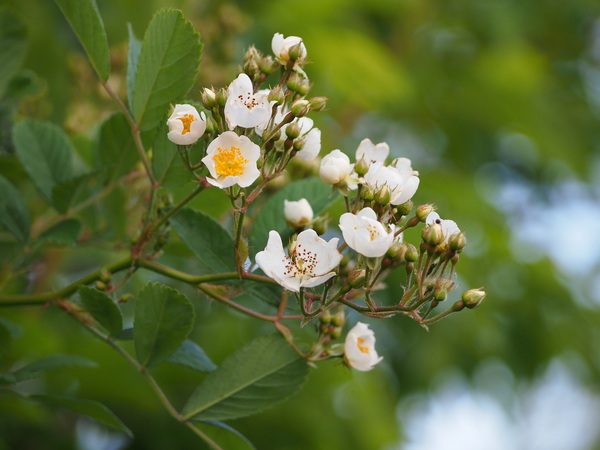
2,0,600,449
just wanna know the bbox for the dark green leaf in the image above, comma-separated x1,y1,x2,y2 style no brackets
170,208,235,274
167,340,217,373
12,119,73,206
182,334,308,421
134,282,195,369
127,23,141,112
249,178,335,257
31,394,132,437
11,355,96,383
0,174,30,243
115,327,134,340
78,286,123,337
39,218,82,245
51,171,98,214
0,320,11,360
195,421,256,450
6,69,45,100
151,120,192,188
94,112,137,183
54,0,110,80
102,186,127,240
0,10,27,98
132,9,202,131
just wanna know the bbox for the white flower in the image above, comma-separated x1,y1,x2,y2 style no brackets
319,150,353,185
225,74,273,129
355,138,389,166
339,207,394,258
363,158,420,205
272,33,307,62
201,131,260,188
426,212,460,241
166,104,206,146
284,198,314,228
344,322,383,371
255,229,342,293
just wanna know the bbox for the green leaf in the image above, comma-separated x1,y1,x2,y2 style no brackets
54,0,110,81
102,186,127,240
167,340,217,373
0,174,30,243
0,9,27,98
39,218,82,245
170,208,235,274
134,282,195,369
0,320,11,360
51,171,98,214
249,178,335,257
11,355,96,383
127,23,142,112
6,69,45,101
194,421,256,450
94,112,138,183
31,394,132,437
12,119,74,207
132,9,202,131
78,286,123,337
151,120,192,188
182,334,308,421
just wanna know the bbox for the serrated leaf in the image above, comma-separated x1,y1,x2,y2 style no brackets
170,208,235,274
54,0,110,80
194,421,256,450
102,186,127,240
134,282,195,369
51,171,98,214
11,355,96,383
0,174,30,243
31,394,132,437
249,178,335,257
0,9,27,98
78,286,123,337
182,334,308,421
39,218,82,245
13,119,74,206
94,112,137,183
167,340,217,373
127,23,141,112
151,119,192,188
132,9,202,131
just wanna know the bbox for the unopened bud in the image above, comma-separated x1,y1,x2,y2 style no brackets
319,310,332,324
259,56,279,75
290,99,310,117
311,216,328,235
396,200,413,216
201,88,217,110
449,232,467,252
422,223,444,246
297,79,311,96
99,268,112,283
331,327,342,339
308,96,328,112
288,42,305,61
404,243,418,262
286,73,303,92
216,88,227,107
462,288,486,309
416,204,435,222
375,185,391,205
348,269,367,289
360,185,375,201
331,310,345,327
285,122,302,140
118,293,132,303
268,86,285,105
354,158,369,177
386,242,406,263
95,281,107,291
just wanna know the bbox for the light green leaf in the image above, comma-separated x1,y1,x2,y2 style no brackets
127,23,141,112
151,119,192,188
134,282,195,369
182,334,308,421
167,340,217,373
170,208,235,274
11,355,96,383
0,174,30,243
249,177,335,257
78,286,123,337
12,119,74,207
39,218,82,245
54,0,110,81
132,9,202,131
31,394,132,437
0,9,27,98
194,421,256,450
94,112,137,183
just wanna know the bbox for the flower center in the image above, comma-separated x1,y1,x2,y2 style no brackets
283,244,318,279
366,224,380,241
178,114,196,135
213,146,248,177
356,337,370,354
237,92,259,110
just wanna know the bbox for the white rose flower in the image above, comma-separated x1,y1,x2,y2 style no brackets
271,33,307,62
255,229,342,293
284,198,314,228
363,158,420,205
339,207,394,258
355,138,389,166
426,212,460,241
344,322,383,371
201,131,260,189
225,73,273,129
319,150,353,185
166,104,206,146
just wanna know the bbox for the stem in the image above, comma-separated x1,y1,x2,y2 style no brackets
150,183,206,233
198,284,277,322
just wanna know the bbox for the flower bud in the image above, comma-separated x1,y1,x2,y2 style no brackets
201,88,217,110
288,41,306,61
259,56,279,75
462,288,486,309
99,268,112,283
386,242,406,263
403,243,418,262
308,96,328,112
284,199,313,229
375,185,391,205
311,216,328,235
422,223,444,246
216,87,228,107
286,73,303,92
319,309,332,324
416,204,435,222
332,310,346,328
285,122,302,140
291,99,310,117
319,150,352,185
396,200,413,217
354,158,370,177
449,232,467,252
348,269,367,289
95,281,107,291
268,86,285,105
297,79,311,96
360,185,375,201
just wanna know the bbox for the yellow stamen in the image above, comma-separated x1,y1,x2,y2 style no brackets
178,114,196,135
213,146,248,177
357,337,370,354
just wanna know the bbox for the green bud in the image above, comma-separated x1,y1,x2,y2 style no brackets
360,185,375,202
375,185,391,205
330,327,342,339
99,268,112,283
354,158,369,177
286,73,302,92
290,99,310,117
201,88,217,110
348,269,367,289
308,96,328,112
462,288,486,309
319,310,332,324
268,86,285,105
293,138,305,152
297,79,311,96
95,281,107,291
449,232,467,252
416,204,435,222
386,242,406,263
331,310,345,327
311,216,328,235
216,88,228,107
422,223,444,246
288,42,305,61
119,293,132,303
285,122,302,140
404,243,419,262
259,56,279,75
396,200,413,216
